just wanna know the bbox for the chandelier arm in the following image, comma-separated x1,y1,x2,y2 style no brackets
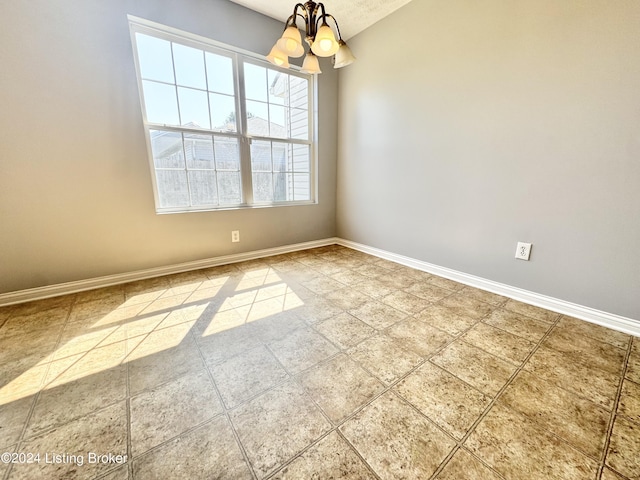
323,14,343,40
313,2,329,31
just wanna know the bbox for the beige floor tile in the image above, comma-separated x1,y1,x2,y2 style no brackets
347,334,422,385
426,275,466,292
0,354,51,404
2,246,638,480
543,327,626,375
130,369,222,456
269,327,338,374
386,317,453,357
298,354,385,424
394,362,491,439
466,403,599,480
11,402,127,480
0,331,58,365
524,345,620,409
292,296,344,324
68,297,125,323
0,307,69,339
26,365,127,438
556,316,630,349
618,379,640,424
340,391,456,480
403,283,451,303
500,370,610,458
416,304,479,336
1,295,74,318
438,294,495,320
431,340,517,396
458,287,508,306
600,467,628,480
324,288,371,310
197,324,263,366
352,278,397,299
210,345,288,409
0,396,34,448
348,301,408,330
381,290,429,315
461,322,536,365
377,271,420,290
353,263,392,279
133,416,251,480
74,285,125,306
435,448,502,480
301,277,345,296
625,337,640,384
314,313,376,350
272,431,376,479
606,415,640,478
128,336,204,395
483,308,552,342
503,299,560,323
246,312,308,344
329,270,369,286
230,381,331,478
45,340,127,384
98,465,130,480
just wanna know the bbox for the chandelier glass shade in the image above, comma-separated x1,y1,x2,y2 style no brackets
267,1,356,74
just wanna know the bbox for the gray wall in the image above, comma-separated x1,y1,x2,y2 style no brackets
0,0,338,293
337,0,640,319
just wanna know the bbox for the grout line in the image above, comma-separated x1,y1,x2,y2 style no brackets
596,336,633,479
427,313,562,479
190,328,259,480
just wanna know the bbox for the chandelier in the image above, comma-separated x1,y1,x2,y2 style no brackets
267,1,356,74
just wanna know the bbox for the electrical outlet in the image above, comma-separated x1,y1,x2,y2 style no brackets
231,230,240,243
515,242,532,261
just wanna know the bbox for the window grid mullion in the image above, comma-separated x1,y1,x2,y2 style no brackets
130,18,314,213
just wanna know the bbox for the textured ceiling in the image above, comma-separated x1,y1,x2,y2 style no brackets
228,0,414,40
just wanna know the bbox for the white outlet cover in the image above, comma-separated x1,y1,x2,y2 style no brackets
515,242,532,261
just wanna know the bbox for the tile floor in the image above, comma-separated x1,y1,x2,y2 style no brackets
0,245,638,480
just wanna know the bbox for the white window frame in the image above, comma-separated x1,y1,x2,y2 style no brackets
128,16,317,214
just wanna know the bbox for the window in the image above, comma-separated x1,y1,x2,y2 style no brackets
128,17,315,213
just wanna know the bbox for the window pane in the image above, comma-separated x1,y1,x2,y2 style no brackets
214,137,239,170
172,43,206,89
188,170,218,205
293,173,310,201
150,130,184,168
135,33,174,83
269,105,287,138
289,75,308,110
268,69,286,105
206,52,234,95
252,172,273,202
209,93,236,132
250,141,271,172
272,143,288,172
217,171,241,204
292,144,310,172
184,134,214,169
142,81,179,125
246,101,269,136
290,108,308,140
244,63,267,101
273,172,290,202
156,170,190,207
178,87,210,129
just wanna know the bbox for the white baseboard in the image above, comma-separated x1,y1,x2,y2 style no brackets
0,238,338,307
336,238,640,337
2,236,638,337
